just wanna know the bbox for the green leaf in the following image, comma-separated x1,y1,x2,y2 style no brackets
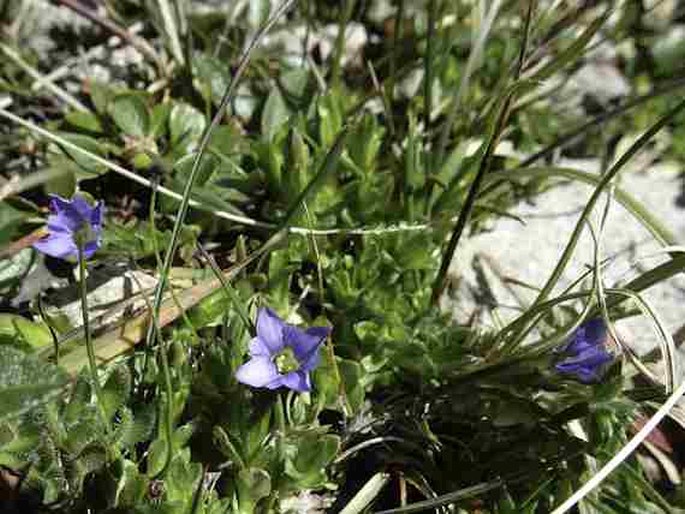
65,110,103,133
115,459,147,506
255,140,283,191
237,467,271,511
165,448,203,505
193,54,230,107
213,425,245,468
0,314,52,351
149,103,171,138
52,132,108,178
45,166,76,197
147,424,194,477
347,112,384,173
174,152,219,186
110,94,150,137
208,124,244,158
338,358,364,414
101,364,131,420
279,123,349,228
169,102,206,151
261,88,290,141
317,94,344,148
0,346,67,422
286,432,340,488
117,403,156,448
284,128,310,196
0,202,30,246
89,81,112,114
279,68,311,101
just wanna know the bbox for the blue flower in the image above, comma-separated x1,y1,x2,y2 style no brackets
33,194,104,261
555,318,613,383
235,307,331,393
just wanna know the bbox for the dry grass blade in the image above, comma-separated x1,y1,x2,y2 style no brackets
550,377,685,514
54,242,273,374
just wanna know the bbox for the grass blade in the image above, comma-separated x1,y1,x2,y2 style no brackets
339,472,391,514
524,98,685,323
430,2,534,304
484,166,678,246
525,9,609,83
435,0,504,164
374,479,503,514
550,377,685,514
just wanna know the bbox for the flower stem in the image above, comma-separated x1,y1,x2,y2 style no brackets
156,333,175,479
77,245,105,421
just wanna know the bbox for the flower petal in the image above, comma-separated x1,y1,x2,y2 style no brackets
256,307,286,353
49,195,84,232
264,376,285,390
71,195,95,221
558,347,612,369
565,318,607,354
582,318,607,344
300,349,321,373
285,324,330,361
91,201,104,230
82,239,101,259
248,336,274,358
33,233,78,260
279,370,311,392
235,357,280,388
555,361,602,383
46,216,72,234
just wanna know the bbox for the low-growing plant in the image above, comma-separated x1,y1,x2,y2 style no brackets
2,0,685,513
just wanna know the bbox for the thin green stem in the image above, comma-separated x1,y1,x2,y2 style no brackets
189,465,207,514
143,0,295,478
429,90,511,305
77,245,105,421
424,0,437,126
434,0,505,166
154,332,175,479
196,242,255,335
36,296,59,366
389,0,405,94
430,1,534,305
331,0,357,88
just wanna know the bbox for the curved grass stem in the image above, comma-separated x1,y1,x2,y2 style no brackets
507,97,685,346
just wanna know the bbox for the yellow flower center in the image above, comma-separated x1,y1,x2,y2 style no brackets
274,347,300,374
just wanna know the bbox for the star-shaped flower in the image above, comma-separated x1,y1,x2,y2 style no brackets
555,318,613,383
235,307,331,393
33,194,104,261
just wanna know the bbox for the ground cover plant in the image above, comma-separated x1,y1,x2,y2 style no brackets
2,0,685,512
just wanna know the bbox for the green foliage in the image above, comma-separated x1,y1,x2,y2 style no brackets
0,347,67,422
2,0,685,512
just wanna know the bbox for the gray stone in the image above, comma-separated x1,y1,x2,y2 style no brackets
447,157,685,363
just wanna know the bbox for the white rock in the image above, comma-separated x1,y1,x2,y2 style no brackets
447,158,685,360
44,265,158,331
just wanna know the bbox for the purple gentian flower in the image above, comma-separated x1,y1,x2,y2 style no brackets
555,318,613,383
33,194,104,261
235,307,331,393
